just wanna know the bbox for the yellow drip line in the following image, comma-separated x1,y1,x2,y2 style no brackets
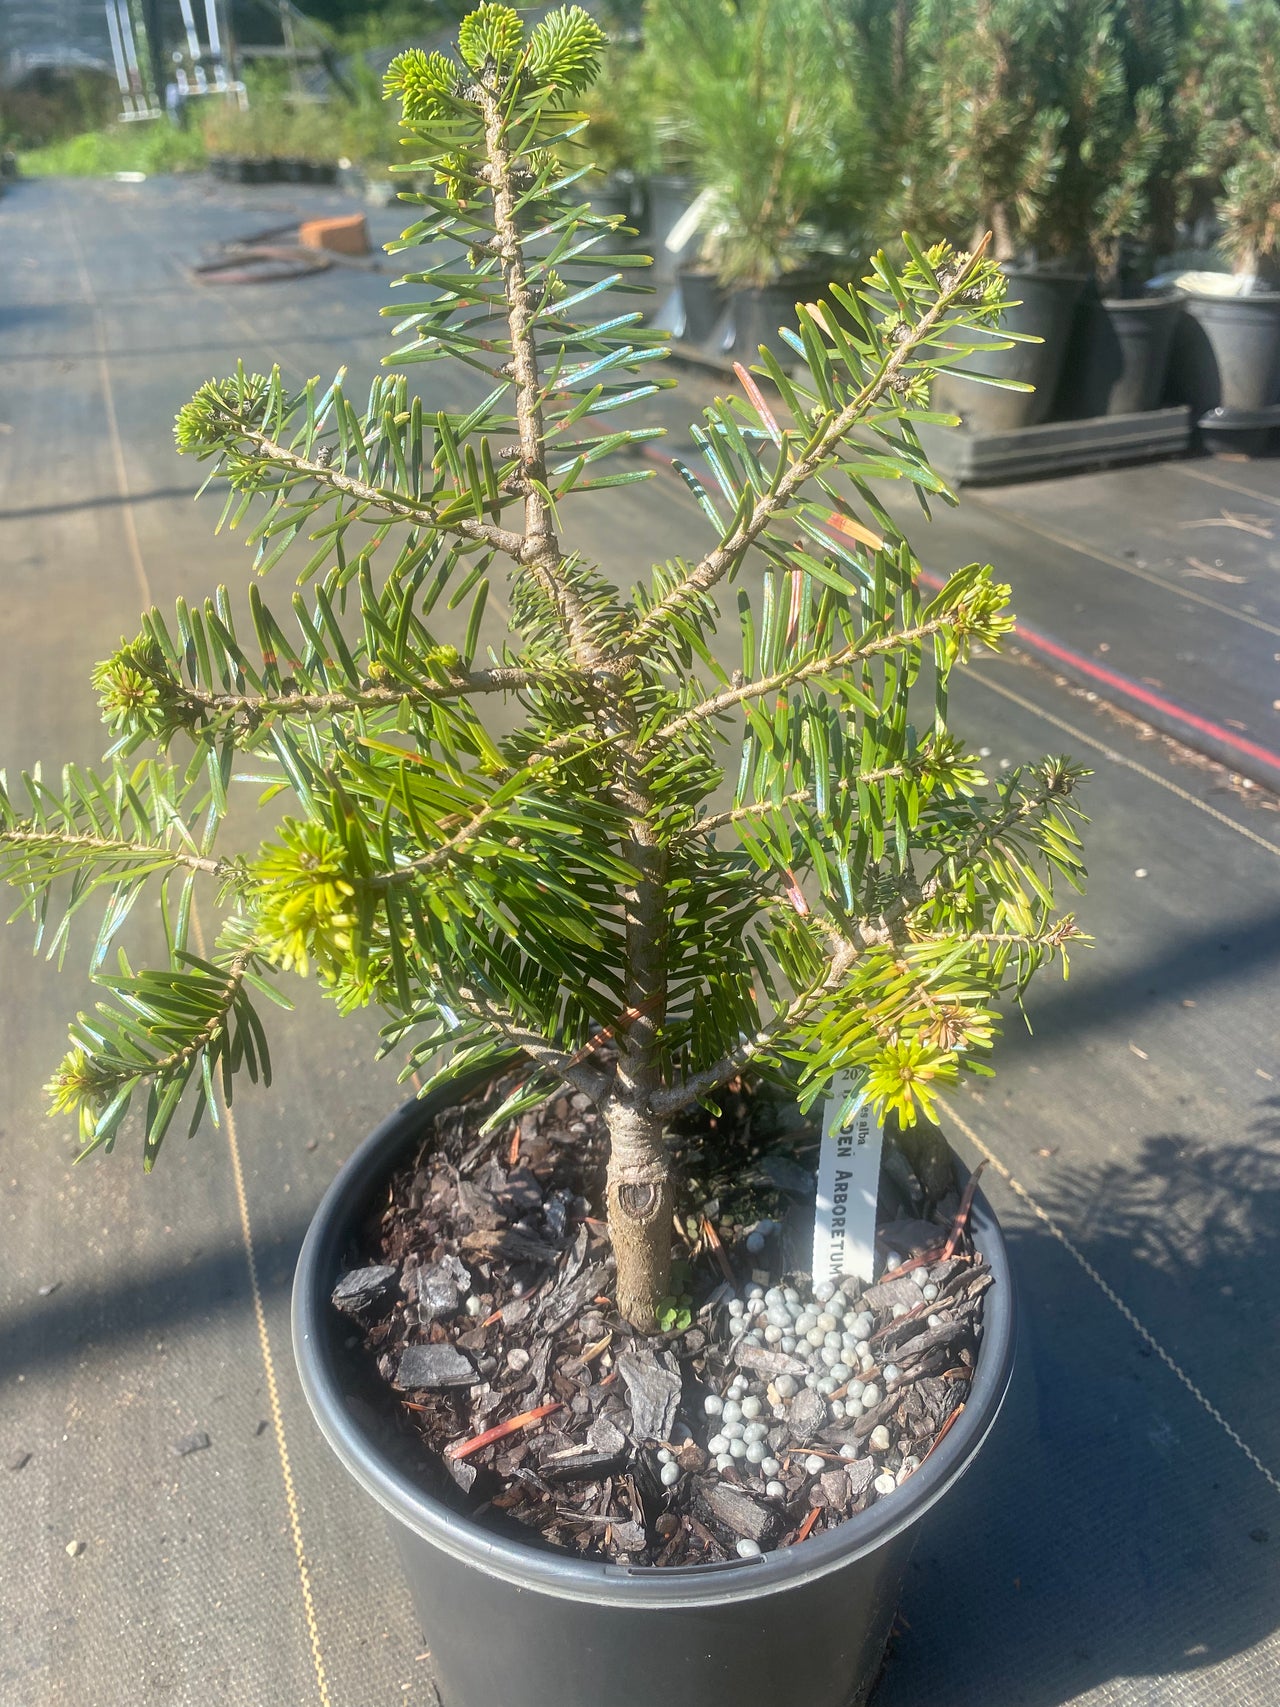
217,1071,335,1707
61,188,332,1706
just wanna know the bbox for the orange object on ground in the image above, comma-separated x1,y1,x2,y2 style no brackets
298,213,370,256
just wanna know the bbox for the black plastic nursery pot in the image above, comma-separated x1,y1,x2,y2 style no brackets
209,155,251,183
584,173,636,225
293,1084,1017,1707
1170,289,1280,456
1181,290,1280,457
730,278,819,366
678,266,729,346
1175,287,1280,414
934,268,1087,432
1059,292,1182,418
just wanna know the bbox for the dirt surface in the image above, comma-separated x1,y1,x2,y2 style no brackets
337,1070,989,1566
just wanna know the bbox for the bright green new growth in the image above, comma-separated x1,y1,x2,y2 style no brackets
0,5,1086,1330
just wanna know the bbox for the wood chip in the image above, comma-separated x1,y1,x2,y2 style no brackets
616,1349,682,1442
395,1344,476,1389
702,1483,776,1543
734,1344,808,1378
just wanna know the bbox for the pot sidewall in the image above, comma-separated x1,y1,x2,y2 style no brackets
935,269,1088,430
729,279,817,365
678,268,729,346
293,1081,1017,1707
1059,294,1184,418
1174,291,1280,413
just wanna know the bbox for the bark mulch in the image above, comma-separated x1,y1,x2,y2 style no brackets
333,1068,990,1567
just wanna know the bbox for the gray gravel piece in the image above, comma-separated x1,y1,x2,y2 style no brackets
413,1263,462,1325
843,1457,877,1499
820,1468,850,1506
395,1344,476,1389
587,1417,628,1457
786,1388,828,1442
756,1155,815,1197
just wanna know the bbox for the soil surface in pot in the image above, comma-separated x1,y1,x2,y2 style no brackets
334,1068,991,1568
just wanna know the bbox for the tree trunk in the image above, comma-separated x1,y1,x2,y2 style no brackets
604,1097,674,1333
979,203,1016,266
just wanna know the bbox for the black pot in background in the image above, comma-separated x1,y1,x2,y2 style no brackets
678,267,728,347
934,268,1088,432
646,174,698,287
1171,289,1280,456
584,172,635,226
1057,291,1183,418
1173,289,1280,414
730,277,821,366
294,1089,1017,1707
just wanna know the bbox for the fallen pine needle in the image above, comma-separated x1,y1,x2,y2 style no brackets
941,1161,987,1260
701,1216,736,1286
446,1401,560,1461
920,1402,965,1465
1183,556,1247,584
793,1506,822,1545
879,1247,948,1283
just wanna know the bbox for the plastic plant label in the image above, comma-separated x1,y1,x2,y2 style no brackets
811,1071,883,1287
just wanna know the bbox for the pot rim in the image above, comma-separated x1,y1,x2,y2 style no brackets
1178,287,1280,307
998,267,1091,284
292,1081,1016,1610
1099,292,1183,311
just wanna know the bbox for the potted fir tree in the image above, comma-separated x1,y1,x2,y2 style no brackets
910,0,1080,430
643,0,865,358
0,10,1087,1704
1171,0,1280,447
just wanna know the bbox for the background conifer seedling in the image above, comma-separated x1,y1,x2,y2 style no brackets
0,4,1086,1332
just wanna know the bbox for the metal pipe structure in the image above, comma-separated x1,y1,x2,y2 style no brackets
177,0,208,90
202,0,229,91
103,0,133,99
